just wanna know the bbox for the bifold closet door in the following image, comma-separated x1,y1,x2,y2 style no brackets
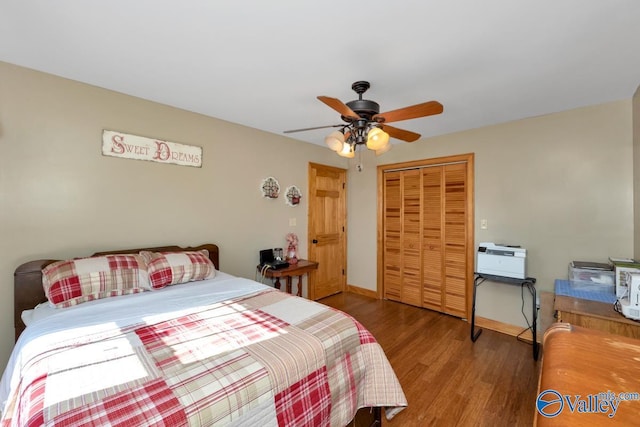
382,170,422,306
442,163,467,318
422,163,468,317
383,172,402,301
381,154,472,319
401,169,422,307
422,167,443,311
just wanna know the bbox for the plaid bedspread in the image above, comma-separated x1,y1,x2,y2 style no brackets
1,289,406,426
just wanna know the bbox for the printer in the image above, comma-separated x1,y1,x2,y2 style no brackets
477,242,527,279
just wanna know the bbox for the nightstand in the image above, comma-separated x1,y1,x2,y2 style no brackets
257,259,318,297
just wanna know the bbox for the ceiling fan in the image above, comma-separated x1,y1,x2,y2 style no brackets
284,81,443,157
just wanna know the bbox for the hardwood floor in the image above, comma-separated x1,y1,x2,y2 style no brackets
320,292,541,427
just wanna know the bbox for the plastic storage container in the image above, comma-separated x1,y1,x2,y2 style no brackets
568,262,615,293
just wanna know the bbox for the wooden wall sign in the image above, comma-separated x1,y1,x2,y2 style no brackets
102,130,202,168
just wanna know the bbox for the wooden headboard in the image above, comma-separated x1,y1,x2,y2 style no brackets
13,243,220,342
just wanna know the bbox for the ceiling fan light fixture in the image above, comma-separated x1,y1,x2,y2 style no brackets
284,81,442,156
375,141,392,156
366,127,389,151
325,130,345,152
337,142,355,158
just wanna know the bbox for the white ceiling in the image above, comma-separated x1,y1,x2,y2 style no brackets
2,1,640,146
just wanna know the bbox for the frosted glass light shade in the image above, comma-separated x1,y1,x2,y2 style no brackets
337,142,355,158
375,141,392,156
325,131,345,152
366,127,389,150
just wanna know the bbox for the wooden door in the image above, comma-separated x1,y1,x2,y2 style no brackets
421,163,468,317
401,170,423,306
422,167,444,311
442,163,468,318
308,163,347,300
383,169,422,306
383,172,401,301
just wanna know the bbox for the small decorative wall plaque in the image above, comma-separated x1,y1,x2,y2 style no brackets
285,185,302,206
102,130,202,167
261,177,280,198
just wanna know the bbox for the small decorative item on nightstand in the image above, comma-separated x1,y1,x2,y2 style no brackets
286,232,299,264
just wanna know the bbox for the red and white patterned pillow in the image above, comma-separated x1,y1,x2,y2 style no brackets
140,250,216,289
42,254,150,308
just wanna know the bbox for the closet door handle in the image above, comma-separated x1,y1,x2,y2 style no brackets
312,239,318,244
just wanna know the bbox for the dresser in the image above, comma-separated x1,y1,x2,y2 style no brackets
535,323,640,425
554,279,640,339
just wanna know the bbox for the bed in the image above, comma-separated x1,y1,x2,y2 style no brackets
2,244,406,426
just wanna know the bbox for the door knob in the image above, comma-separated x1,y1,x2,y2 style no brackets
312,239,318,244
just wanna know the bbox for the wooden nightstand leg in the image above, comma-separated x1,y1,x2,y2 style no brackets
296,275,302,297
274,278,281,290
286,276,292,294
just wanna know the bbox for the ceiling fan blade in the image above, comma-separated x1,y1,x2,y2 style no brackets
381,124,421,142
374,101,443,123
283,124,344,134
317,96,361,120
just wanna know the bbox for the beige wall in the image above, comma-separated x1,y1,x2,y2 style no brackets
1,60,636,372
634,85,640,259
0,61,347,371
347,100,634,328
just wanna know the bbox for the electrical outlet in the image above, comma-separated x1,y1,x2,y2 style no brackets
480,219,488,230
289,218,296,227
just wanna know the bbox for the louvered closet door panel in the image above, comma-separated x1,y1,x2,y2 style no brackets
401,170,422,306
383,172,402,301
422,167,443,311
443,163,467,318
